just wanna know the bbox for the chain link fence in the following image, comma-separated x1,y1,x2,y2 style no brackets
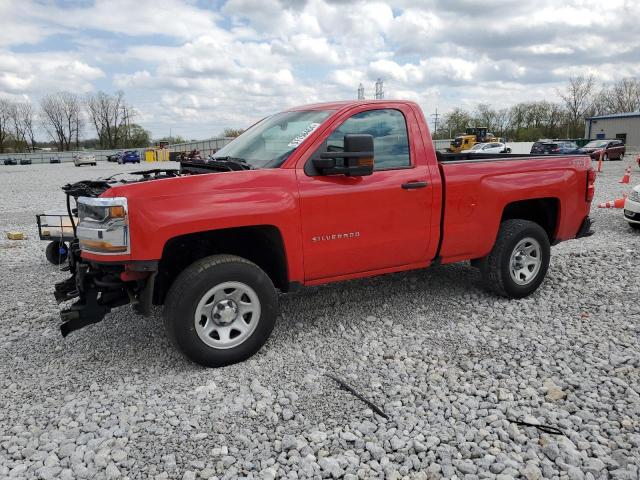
0,138,234,165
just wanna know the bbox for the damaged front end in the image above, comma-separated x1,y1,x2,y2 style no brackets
54,172,172,336
55,244,157,336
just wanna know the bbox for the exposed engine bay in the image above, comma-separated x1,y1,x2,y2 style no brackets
62,160,244,199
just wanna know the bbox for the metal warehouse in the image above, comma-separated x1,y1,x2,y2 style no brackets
584,112,640,148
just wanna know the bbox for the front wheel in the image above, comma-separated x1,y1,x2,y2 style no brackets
603,154,609,161
163,254,278,367
479,219,550,298
629,222,640,231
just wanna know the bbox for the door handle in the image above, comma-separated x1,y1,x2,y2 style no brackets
401,181,428,190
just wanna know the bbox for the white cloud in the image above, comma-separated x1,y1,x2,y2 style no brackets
0,51,104,95
0,0,639,139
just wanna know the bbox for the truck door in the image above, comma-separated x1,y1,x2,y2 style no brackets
296,107,433,281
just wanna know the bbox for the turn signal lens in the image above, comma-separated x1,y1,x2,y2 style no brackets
358,157,374,167
109,206,126,218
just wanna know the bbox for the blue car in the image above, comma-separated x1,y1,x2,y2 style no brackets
118,151,141,164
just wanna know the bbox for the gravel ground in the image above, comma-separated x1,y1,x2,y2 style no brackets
0,158,639,480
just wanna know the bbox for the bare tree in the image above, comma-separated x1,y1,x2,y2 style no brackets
558,75,596,137
86,91,126,149
600,78,640,114
442,108,472,138
20,102,37,152
0,99,12,153
494,108,510,138
9,102,28,152
474,104,498,132
40,92,83,151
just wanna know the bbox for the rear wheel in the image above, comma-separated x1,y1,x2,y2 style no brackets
163,254,278,367
480,219,550,298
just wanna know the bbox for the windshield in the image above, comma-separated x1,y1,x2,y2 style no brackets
584,140,608,148
213,110,333,168
471,144,484,150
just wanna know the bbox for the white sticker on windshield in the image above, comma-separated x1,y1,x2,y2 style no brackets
287,123,321,147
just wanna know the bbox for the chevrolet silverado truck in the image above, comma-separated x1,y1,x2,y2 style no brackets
54,100,595,367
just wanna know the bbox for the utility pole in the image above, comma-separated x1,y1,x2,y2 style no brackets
431,108,440,138
357,83,364,100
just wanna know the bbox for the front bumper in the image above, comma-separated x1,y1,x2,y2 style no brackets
624,198,640,224
56,242,156,336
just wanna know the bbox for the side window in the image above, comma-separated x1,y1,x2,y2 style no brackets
326,109,410,170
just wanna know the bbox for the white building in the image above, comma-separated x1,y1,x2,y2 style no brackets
584,112,640,149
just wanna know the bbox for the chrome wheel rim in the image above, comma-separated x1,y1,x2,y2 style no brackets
194,281,261,349
509,237,542,285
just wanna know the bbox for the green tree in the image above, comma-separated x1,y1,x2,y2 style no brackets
156,135,186,145
222,128,244,138
441,108,472,138
126,124,151,148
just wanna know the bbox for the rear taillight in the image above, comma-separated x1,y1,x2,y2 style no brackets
586,167,596,202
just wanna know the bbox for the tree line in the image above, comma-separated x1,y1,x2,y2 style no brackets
435,76,640,141
0,91,152,153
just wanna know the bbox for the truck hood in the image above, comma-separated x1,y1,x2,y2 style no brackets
104,167,288,201
62,162,258,199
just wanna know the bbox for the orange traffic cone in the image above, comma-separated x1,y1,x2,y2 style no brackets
597,194,627,209
597,150,604,172
619,166,632,184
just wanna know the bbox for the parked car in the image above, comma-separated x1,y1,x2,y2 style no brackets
106,153,122,162
53,100,595,367
3,158,17,165
49,157,61,164
531,141,579,155
118,151,141,164
578,139,625,161
462,142,511,154
74,154,97,167
624,184,640,230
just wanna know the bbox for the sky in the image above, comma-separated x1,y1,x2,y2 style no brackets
1,0,639,140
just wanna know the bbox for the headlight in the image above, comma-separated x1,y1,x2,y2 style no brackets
629,189,640,203
76,197,129,254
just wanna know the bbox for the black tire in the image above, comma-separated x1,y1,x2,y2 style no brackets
479,219,550,298
629,222,640,231
603,153,609,161
163,254,278,367
45,241,68,265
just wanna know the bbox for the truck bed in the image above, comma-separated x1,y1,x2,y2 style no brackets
436,151,584,162
435,152,592,265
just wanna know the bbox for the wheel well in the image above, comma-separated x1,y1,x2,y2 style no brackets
501,198,559,241
153,225,288,305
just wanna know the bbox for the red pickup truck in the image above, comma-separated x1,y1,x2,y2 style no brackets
55,100,595,367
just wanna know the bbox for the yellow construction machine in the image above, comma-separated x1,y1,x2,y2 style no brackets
447,127,500,153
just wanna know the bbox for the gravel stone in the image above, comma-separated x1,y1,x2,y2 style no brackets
1,160,639,478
